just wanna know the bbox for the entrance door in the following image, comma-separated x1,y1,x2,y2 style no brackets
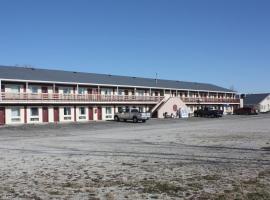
97,107,102,120
89,107,93,120
0,107,5,125
42,87,48,93
43,107,49,122
54,107,59,122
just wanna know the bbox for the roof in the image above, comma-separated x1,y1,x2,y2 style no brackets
0,66,234,93
244,93,270,105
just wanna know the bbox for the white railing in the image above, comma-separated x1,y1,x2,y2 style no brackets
181,97,240,104
0,92,164,103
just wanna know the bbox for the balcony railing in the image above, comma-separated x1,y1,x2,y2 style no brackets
0,92,164,103
0,93,240,104
181,97,240,104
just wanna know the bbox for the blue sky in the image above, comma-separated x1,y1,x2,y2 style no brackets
0,0,269,93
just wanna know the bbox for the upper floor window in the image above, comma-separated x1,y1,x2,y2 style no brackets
10,85,20,93
30,86,38,94
63,88,71,94
78,88,85,95
137,90,144,96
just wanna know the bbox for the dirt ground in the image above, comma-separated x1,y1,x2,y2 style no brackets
0,114,270,200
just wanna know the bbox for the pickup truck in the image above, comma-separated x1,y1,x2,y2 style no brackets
114,109,151,123
194,107,223,118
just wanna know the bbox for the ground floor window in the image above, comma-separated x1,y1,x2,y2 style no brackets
30,107,39,121
105,107,113,119
11,107,21,122
79,107,86,119
64,107,72,120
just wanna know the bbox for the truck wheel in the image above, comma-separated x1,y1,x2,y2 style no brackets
133,117,138,123
142,119,146,123
114,116,119,122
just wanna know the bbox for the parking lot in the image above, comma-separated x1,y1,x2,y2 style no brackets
0,114,270,199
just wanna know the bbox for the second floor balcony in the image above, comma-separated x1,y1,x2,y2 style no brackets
182,97,240,104
0,92,240,105
0,92,164,104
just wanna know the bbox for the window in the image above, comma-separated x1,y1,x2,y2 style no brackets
10,85,20,93
30,108,39,121
30,108,39,116
79,107,86,115
131,109,139,113
30,86,38,94
138,90,144,96
105,107,112,119
78,88,85,95
104,89,112,95
11,108,21,122
63,88,71,94
64,107,71,116
63,107,72,120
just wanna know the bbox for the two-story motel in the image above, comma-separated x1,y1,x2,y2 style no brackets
0,66,240,125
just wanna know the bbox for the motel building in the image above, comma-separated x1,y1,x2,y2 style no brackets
0,66,240,126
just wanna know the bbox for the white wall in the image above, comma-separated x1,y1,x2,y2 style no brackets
4,84,24,93
157,97,188,118
102,106,114,120
48,107,54,123
59,106,75,122
5,106,25,125
76,106,89,122
259,95,270,113
27,107,43,124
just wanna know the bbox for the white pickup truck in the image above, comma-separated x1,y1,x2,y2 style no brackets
114,108,151,123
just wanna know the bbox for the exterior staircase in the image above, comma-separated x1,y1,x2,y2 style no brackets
151,97,189,118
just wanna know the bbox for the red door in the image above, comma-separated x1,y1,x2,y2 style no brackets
43,107,49,122
54,107,59,122
0,107,5,125
97,107,102,120
88,107,93,120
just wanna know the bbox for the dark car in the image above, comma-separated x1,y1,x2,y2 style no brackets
194,107,223,118
234,107,258,115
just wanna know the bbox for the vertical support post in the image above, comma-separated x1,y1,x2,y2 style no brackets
150,88,152,96
53,83,56,93
116,86,119,95
76,84,79,94
25,82,28,93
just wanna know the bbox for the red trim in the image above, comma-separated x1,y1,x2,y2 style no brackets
88,107,93,120
0,107,5,125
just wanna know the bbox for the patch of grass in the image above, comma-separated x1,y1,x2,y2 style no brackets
187,182,204,190
141,180,184,195
62,181,81,188
258,170,270,178
246,191,270,200
202,174,220,181
47,190,62,195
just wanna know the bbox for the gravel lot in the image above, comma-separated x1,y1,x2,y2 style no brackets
0,115,270,200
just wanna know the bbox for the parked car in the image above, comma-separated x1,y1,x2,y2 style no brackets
194,107,223,118
234,107,258,115
114,108,150,123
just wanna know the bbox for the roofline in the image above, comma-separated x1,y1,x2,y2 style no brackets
0,78,236,94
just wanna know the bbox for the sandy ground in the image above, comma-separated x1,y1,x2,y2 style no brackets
0,114,270,200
